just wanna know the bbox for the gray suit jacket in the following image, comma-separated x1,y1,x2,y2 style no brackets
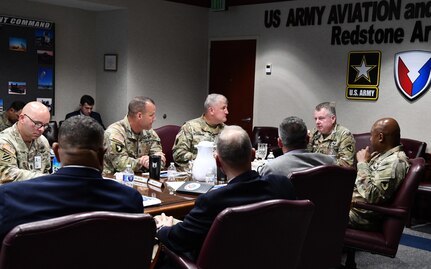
261,149,336,177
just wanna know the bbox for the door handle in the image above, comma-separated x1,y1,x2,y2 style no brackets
241,117,251,122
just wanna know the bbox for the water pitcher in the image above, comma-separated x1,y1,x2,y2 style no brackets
192,141,216,182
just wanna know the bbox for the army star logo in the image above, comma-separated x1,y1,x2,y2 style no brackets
346,51,381,101
352,56,376,83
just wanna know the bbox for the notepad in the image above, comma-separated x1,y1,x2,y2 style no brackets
142,195,162,207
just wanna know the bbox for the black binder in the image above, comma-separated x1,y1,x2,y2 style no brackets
176,181,214,195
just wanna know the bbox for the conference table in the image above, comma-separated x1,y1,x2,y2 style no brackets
105,174,197,219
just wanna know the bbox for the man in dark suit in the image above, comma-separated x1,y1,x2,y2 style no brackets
261,116,336,177
65,95,105,129
155,125,295,261
0,116,143,242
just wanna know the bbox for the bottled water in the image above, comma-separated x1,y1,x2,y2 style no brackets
123,164,134,187
52,154,61,173
167,162,177,182
267,151,275,160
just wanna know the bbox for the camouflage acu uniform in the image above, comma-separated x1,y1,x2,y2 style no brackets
172,116,224,171
103,116,163,175
0,124,51,183
308,123,355,167
349,145,410,230
0,112,13,132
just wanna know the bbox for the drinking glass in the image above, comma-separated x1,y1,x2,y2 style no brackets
257,143,268,160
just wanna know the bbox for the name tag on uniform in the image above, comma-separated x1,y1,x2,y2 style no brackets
34,155,42,169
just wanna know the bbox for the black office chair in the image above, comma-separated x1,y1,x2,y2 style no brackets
42,121,58,146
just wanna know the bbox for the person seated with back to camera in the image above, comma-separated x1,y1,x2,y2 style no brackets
260,116,336,177
155,125,296,266
0,116,143,242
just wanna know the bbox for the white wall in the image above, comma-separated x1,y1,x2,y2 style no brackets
4,0,429,151
124,0,209,128
92,0,209,127
95,9,128,126
2,0,209,128
209,0,431,151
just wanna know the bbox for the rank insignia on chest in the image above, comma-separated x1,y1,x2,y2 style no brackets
0,151,12,162
115,144,123,153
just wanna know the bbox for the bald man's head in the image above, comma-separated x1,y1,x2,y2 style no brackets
17,101,50,142
370,118,401,153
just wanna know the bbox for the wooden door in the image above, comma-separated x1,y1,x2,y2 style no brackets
209,39,256,137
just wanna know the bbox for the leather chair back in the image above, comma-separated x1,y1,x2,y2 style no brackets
163,199,315,269
400,138,426,159
0,211,156,269
344,158,426,260
353,132,371,153
353,133,426,166
42,120,58,146
154,125,181,167
289,165,356,269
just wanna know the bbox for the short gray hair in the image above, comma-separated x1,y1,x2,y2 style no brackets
128,96,155,116
279,116,308,148
216,125,251,166
315,102,336,117
204,94,227,112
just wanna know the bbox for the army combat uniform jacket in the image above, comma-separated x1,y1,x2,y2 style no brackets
0,112,13,132
308,123,355,167
349,145,410,230
172,116,224,171
103,116,163,175
0,124,51,183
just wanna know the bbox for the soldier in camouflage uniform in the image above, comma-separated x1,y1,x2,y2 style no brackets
349,118,410,231
308,102,355,167
103,96,165,175
0,101,51,183
173,94,228,171
0,101,26,132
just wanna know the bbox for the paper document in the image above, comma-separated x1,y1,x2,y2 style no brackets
160,171,188,178
165,181,184,191
142,195,162,207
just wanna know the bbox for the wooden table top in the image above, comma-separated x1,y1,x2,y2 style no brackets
105,174,197,218
134,181,196,217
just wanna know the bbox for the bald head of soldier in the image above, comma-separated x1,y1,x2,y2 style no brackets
203,94,228,126
53,116,105,171
17,101,50,143
370,117,401,154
